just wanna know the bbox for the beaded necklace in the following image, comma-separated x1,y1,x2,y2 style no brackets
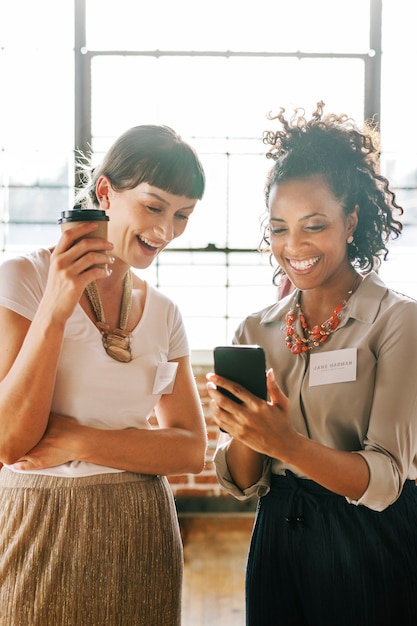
85,270,133,363
284,275,361,355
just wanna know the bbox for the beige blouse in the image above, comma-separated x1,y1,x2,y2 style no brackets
214,271,417,512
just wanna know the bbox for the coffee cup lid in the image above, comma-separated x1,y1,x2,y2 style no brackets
58,206,109,224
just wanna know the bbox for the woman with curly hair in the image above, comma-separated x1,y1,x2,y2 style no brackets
207,102,417,626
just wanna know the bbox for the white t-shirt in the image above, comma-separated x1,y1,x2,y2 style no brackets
0,248,189,477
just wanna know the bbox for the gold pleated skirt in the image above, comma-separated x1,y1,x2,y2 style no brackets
0,468,183,626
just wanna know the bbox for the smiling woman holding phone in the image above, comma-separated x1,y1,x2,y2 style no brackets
207,102,417,626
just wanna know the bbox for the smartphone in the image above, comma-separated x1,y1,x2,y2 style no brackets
213,345,267,405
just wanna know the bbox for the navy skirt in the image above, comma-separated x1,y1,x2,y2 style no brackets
246,471,417,626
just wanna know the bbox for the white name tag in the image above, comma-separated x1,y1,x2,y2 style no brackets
152,361,178,395
309,348,357,387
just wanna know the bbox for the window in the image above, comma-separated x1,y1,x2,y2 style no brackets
0,0,74,257
1,0,416,353
378,0,417,298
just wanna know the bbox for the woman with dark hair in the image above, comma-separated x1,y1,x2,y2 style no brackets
207,103,417,626
0,125,207,626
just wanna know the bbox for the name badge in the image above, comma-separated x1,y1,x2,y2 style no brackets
309,348,357,387
152,361,178,395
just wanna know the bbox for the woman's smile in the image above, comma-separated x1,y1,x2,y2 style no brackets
287,255,321,272
136,234,164,255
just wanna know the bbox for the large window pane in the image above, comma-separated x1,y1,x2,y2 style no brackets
89,54,365,261
90,56,365,140
378,0,417,297
0,0,74,255
86,0,369,53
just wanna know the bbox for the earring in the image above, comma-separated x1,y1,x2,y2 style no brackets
347,235,354,244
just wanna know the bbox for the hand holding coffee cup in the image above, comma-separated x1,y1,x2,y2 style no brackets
58,205,110,269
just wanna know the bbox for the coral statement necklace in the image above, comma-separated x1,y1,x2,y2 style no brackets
284,275,361,355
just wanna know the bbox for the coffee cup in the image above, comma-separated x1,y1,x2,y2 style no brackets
58,205,109,268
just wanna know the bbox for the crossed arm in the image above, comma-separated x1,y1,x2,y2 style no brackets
0,304,207,475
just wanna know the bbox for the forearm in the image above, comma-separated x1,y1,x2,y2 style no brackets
75,425,207,475
226,438,265,491
0,306,65,463
268,432,370,500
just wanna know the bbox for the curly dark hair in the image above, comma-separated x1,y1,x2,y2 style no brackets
261,101,403,283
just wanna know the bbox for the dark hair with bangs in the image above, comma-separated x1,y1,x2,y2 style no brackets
261,101,403,284
75,125,205,206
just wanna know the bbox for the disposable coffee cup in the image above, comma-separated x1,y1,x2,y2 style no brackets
58,205,109,268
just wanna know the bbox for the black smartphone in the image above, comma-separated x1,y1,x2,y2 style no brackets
213,345,267,404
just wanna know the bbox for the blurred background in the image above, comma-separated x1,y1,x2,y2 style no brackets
1,0,416,355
